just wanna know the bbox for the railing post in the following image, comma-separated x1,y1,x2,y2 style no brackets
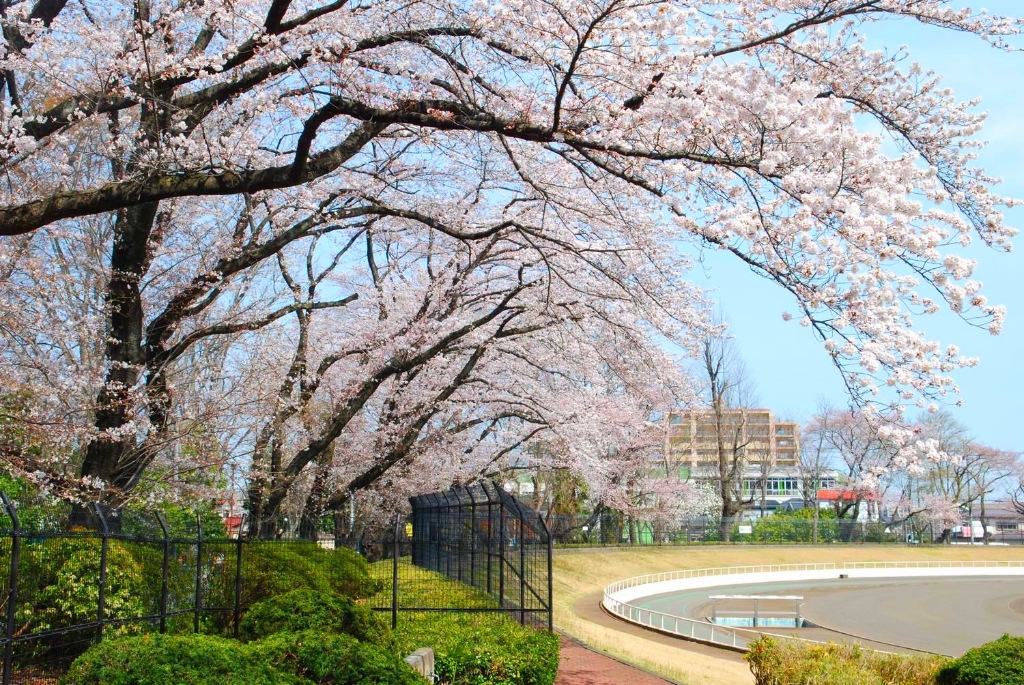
94,503,110,644
2,493,21,685
392,518,400,631
155,512,170,634
194,512,203,634
233,514,246,638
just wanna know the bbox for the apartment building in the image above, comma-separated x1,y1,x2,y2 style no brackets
664,408,800,469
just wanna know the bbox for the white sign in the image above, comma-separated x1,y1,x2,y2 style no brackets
739,525,753,534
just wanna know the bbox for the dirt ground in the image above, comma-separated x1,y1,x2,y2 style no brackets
555,636,678,685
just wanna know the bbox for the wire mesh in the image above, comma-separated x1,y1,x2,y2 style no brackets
398,482,553,631
0,484,553,684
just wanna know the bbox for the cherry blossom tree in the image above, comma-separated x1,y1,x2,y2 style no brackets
1,0,1022,523
802,405,900,528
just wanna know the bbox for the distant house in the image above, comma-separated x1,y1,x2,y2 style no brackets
816,489,881,521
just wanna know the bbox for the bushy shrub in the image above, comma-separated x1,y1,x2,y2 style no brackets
60,633,292,685
255,630,424,684
936,634,1024,685
205,541,382,633
62,631,425,685
239,542,380,602
746,636,943,685
743,509,841,544
395,614,560,685
18,537,150,637
239,589,392,647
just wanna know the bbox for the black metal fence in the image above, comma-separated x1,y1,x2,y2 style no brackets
403,482,553,631
0,484,553,684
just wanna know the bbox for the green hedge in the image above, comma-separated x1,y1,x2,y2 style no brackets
395,614,559,685
256,631,424,685
936,634,1024,685
239,589,393,647
61,631,425,685
61,633,294,685
205,542,382,633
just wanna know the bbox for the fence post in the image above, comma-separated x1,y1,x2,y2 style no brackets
537,503,554,633
498,495,506,610
155,512,170,634
451,489,463,583
94,503,110,644
486,495,494,595
468,487,477,588
392,519,400,631
233,514,246,638
2,493,21,685
194,512,203,634
518,514,526,625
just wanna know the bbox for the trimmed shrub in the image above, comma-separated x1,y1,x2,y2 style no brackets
62,631,425,685
936,634,1024,685
238,542,380,602
394,614,560,685
746,636,943,685
255,630,425,684
60,633,293,685
239,589,392,647
204,541,382,633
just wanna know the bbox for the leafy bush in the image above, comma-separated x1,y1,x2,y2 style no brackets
255,630,424,684
62,631,425,685
395,614,559,685
240,542,380,601
936,634,1024,685
60,633,291,685
746,636,943,685
204,541,382,633
240,589,392,647
18,537,150,637
741,509,841,544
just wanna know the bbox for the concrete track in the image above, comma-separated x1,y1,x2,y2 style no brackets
634,576,1024,656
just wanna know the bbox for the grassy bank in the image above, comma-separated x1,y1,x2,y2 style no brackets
552,545,1024,685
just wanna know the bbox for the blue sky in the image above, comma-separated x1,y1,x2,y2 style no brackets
690,3,1024,452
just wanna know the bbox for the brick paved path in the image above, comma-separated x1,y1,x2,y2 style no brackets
554,636,676,685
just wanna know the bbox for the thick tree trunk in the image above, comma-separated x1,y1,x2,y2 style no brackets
299,456,333,540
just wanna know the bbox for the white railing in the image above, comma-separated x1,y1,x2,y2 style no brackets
605,562,836,594
843,560,1024,570
603,590,832,652
603,561,1024,654
603,563,839,652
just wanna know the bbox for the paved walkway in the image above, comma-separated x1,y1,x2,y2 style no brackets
555,636,676,685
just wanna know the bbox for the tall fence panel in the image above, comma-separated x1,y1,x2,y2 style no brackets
405,482,553,631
